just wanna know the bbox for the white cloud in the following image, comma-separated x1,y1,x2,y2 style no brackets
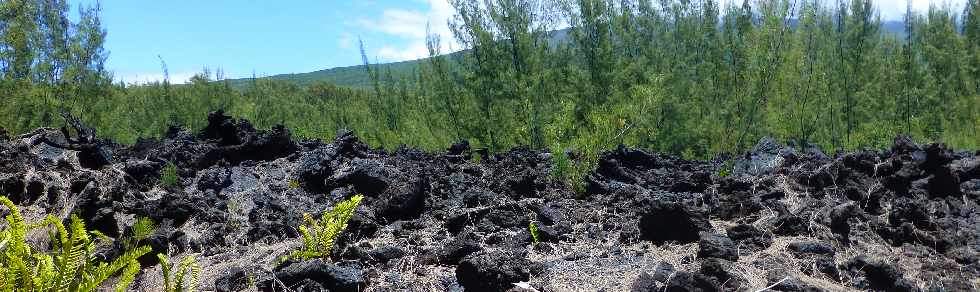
716,0,965,20
357,10,430,39
355,0,457,62
876,0,965,20
117,71,197,85
378,41,431,61
338,33,356,49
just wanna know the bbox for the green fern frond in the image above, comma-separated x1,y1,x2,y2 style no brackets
33,253,56,290
1,196,34,290
6,254,32,289
90,230,111,242
44,215,69,253
0,196,27,256
174,254,199,292
57,214,92,291
298,225,314,252
291,194,363,261
78,245,151,291
132,217,157,240
1,196,154,292
158,253,172,292
158,253,200,292
529,222,541,245
113,259,142,292
123,217,157,249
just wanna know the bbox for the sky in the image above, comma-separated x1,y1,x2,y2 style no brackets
68,0,964,84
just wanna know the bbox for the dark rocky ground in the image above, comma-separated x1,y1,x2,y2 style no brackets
1,111,978,292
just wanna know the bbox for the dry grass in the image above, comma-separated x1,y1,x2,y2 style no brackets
360,216,460,291
527,231,700,291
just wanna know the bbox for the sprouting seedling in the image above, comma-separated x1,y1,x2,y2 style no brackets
123,217,157,250
161,162,179,187
718,159,734,177
529,222,541,246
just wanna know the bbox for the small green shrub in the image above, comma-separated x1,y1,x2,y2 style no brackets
292,194,364,261
226,199,245,230
288,179,300,189
161,162,180,188
158,253,200,292
718,159,735,177
123,216,157,250
0,196,151,292
529,222,541,246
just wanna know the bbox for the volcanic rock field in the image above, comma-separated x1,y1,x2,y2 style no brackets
1,111,978,291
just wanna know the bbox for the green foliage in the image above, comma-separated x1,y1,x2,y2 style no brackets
113,260,142,292
288,179,300,190
529,222,541,245
157,253,200,292
718,159,735,178
292,194,364,261
123,216,157,250
0,196,151,292
161,162,179,188
225,199,245,230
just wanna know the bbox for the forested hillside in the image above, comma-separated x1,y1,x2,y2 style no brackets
228,22,905,90
2,0,978,166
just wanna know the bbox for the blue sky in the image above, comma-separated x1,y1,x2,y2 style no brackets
69,0,962,84
69,0,455,84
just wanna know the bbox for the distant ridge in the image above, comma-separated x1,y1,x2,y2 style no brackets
227,57,425,90
228,22,903,90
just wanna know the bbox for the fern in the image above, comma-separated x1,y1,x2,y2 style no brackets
529,222,541,246
291,194,364,261
113,259,142,292
77,245,151,291
159,253,172,291
0,196,152,292
58,214,91,291
158,253,200,292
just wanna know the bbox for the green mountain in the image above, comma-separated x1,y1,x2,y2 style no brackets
226,29,572,90
227,23,909,90
226,57,423,90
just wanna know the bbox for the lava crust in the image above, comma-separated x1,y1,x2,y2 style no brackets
1,112,978,291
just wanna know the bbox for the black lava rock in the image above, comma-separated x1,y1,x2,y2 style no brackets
214,267,250,292
663,270,718,292
651,262,676,282
698,233,739,261
639,201,711,244
772,215,808,236
261,260,365,292
726,224,773,251
846,256,916,292
788,241,835,256
368,245,406,263
630,272,660,292
438,235,483,265
456,250,531,292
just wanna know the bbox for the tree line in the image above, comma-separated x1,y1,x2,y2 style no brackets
2,0,978,166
